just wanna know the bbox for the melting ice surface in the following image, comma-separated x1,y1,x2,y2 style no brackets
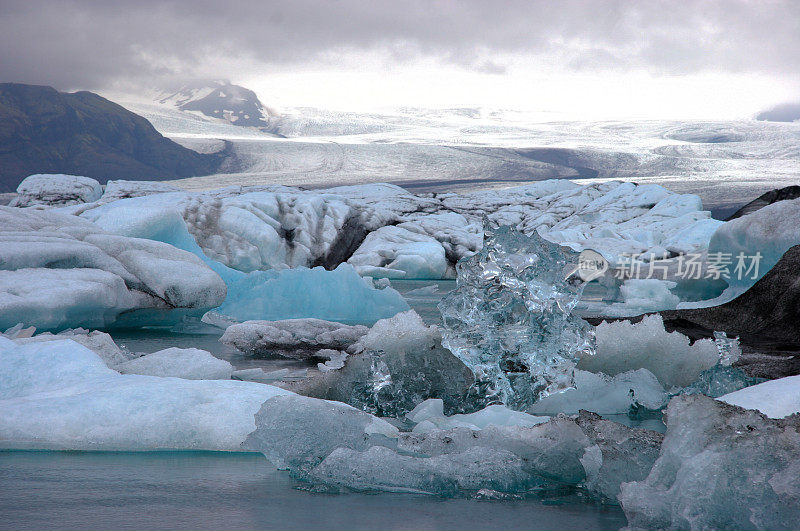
439,224,595,409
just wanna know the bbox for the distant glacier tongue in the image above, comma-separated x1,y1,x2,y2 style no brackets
438,224,595,409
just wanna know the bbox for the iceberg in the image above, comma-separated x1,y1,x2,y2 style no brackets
78,188,366,273
709,197,800,288
347,225,449,279
220,319,369,359
11,174,102,207
115,347,234,380
528,369,668,415
212,263,409,325
0,207,226,330
0,339,290,451
300,410,661,500
407,399,548,433
285,311,474,417
19,177,723,281
11,328,132,367
309,445,534,496
241,394,399,472
77,194,408,324
579,314,723,389
602,279,680,316
718,375,800,419
439,224,595,408
619,395,800,529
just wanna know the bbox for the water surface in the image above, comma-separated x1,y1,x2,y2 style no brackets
0,451,627,530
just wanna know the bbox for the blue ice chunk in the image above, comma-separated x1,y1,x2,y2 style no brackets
216,264,409,325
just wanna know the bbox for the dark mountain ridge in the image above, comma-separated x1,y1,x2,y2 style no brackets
0,83,224,192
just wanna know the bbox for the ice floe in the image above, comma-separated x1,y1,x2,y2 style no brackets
580,314,724,389
718,375,800,419
116,347,234,380
220,319,368,359
0,338,290,451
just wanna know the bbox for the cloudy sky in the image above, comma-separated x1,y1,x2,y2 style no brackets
2,0,799,118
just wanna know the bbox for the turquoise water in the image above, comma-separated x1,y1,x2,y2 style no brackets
0,451,627,530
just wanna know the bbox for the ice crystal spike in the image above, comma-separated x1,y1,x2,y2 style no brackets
438,224,595,409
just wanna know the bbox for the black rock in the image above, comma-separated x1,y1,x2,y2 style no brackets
726,185,800,220
0,83,225,192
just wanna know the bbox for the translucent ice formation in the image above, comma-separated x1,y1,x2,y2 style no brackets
528,369,668,415
619,395,800,529
285,311,474,417
301,410,662,499
581,314,723,389
212,264,410,325
241,394,399,472
438,224,595,408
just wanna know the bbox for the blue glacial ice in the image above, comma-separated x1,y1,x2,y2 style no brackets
82,196,410,324
438,224,595,408
619,394,800,530
211,264,409,325
0,206,227,331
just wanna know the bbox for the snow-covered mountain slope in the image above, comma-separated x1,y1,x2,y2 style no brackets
155,80,274,128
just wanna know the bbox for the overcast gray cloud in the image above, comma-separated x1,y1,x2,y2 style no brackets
1,0,799,90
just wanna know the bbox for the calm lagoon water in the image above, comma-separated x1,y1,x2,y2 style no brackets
0,451,627,530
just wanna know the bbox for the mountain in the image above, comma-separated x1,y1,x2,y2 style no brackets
157,80,273,128
0,83,224,192
756,102,800,122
